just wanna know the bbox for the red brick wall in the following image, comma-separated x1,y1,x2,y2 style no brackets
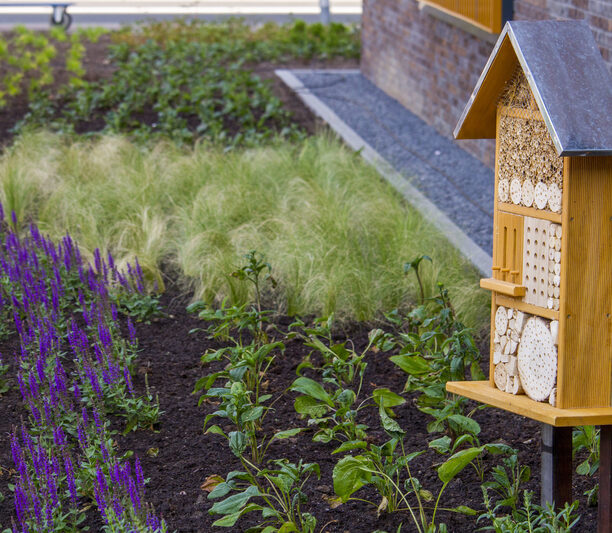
361,0,611,168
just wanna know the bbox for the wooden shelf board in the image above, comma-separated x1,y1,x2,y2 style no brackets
498,204,562,223
446,381,612,426
496,294,559,321
481,278,526,296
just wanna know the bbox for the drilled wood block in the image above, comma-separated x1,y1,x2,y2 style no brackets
523,216,550,307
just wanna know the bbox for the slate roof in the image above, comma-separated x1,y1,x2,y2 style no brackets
454,20,612,156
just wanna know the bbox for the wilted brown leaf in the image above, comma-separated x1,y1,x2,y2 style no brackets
200,474,224,492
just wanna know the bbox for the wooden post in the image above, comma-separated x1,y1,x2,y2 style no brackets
540,424,572,508
599,425,612,533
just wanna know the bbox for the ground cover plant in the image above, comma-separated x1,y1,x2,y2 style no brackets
0,19,359,147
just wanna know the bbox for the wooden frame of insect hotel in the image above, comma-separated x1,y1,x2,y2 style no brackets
447,19,612,524
447,19,612,424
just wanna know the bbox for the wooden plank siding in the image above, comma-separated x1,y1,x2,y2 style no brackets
420,0,503,34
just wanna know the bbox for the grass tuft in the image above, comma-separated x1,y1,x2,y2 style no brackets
0,131,488,328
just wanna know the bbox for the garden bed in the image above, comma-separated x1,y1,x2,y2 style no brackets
0,281,599,532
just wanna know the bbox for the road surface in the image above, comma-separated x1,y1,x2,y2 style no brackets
0,1,361,28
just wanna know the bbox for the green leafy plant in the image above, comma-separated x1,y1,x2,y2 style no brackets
203,380,282,464
430,435,513,482
290,376,370,445
478,490,580,532
291,315,375,390
572,425,599,506
207,458,320,531
332,407,480,532
479,453,531,512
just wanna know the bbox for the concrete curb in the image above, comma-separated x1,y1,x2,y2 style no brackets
276,68,492,277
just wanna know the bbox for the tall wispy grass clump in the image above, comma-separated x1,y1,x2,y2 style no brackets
0,131,488,328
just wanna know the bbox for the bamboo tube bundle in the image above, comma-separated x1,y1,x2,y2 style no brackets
493,306,526,395
497,70,564,212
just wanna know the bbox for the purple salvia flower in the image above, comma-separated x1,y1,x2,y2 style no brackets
73,382,81,403
127,318,136,344
92,406,102,433
135,457,144,492
77,423,88,450
86,366,103,399
14,483,28,527
81,406,89,426
42,397,52,422
30,482,42,526
110,303,118,322
128,476,141,510
35,356,45,383
96,464,108,495
111,496,124,520
64,454,78,507
94,248,102,274
0,201,4,221
100,440,109,462
10,210,17,228
53,425,66,449
28,399,41,425
16,372,26,401
124,366,134,395
27,373,39,400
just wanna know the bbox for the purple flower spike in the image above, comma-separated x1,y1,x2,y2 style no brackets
11,210,17,228
127,318,136,344
128,476,141,510
64,454,78,507
135,457,144,492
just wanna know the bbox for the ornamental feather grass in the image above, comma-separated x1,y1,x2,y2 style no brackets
0,130,488,328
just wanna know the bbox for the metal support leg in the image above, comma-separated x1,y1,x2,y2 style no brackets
319,0,330,24
599,425,612,533
541,424,572,508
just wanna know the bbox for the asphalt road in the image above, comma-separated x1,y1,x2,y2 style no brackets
0,1,361,29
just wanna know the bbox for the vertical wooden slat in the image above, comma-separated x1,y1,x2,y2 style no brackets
558,157,612,409
421,0,503,34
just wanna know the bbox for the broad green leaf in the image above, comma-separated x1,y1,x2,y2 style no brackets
333,455,372,502
332,440,368,455
278,521,299,532
271,428,305,441
210,485,261,516
241,406,264,424
294,395,328,418
372,388,405,409
211,502,262,526
438,447,484,484
446,505,478,516
229,431,247,458
390,354,430,376
205,425,227,438
379,406,405,436
428,436,451,454
290,377,333,406
448,414,481,436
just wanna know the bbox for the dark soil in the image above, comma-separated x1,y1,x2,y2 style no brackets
0,284,598,532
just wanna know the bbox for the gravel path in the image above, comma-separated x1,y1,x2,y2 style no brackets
291,70,495,256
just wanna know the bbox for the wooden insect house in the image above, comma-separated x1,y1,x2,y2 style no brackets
447,20,612,426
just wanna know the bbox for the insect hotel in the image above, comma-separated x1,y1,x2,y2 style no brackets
446,19,612,523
